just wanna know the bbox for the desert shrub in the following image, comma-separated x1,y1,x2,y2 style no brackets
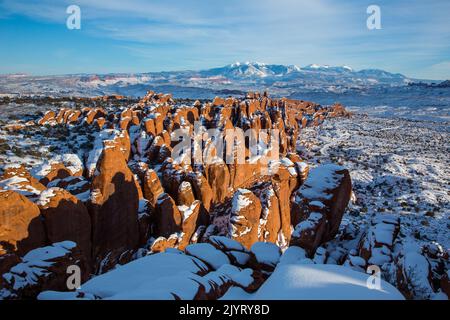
11,146,25,157
0,141,10,154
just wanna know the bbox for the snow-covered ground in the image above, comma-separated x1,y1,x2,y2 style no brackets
298,113,450,250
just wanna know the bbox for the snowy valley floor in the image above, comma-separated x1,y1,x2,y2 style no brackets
299,113,450,251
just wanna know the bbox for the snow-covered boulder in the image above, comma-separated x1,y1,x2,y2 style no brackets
1,241,89,299
252,264,404,300
39,252,209,300
291,164,352,255
185,243,230,270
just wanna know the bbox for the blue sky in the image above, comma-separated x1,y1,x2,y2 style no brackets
0,0,449,79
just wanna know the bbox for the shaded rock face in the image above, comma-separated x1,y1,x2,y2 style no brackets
0,190,46,256
291,164,352,255
1,242,89,299
39,163,72,186
0,254,21,287
89,145,140,269
390,242,449,300
37,188,92,263
396,250,436,300
154,193,182,238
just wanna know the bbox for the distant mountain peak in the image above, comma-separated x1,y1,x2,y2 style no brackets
303,64,353,72
229,61,266,68
225,62,359,75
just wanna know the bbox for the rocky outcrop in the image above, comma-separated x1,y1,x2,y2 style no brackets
206,163,231,203
0,165,46,200
291,164,352,255
396,249,435,300
36,188,91,262
359,214,400,265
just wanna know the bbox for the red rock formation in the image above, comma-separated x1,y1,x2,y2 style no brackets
154,193,182,238
229,189,262,249
206,163,231,203
178,200,202,250
150,234,179,253
0,165,46,199
89,144,140,268
291,164,352,255
142,168,164,207
177,181,196,206
8,91,359,297
0,190,46,256
37,111,56,125
186,172,213,212
255,185,281,244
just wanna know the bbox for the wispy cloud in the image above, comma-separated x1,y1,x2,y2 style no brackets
0,0,449,78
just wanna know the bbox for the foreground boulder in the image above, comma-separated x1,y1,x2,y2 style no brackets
35,249,404,301
38,247,263,300
291,164,352,255
1,241,89,299
38,252,210,300
249,264,404,300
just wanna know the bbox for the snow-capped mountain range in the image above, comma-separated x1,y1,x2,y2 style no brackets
0,61,425,98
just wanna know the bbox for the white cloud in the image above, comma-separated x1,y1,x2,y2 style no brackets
416,61,450,80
